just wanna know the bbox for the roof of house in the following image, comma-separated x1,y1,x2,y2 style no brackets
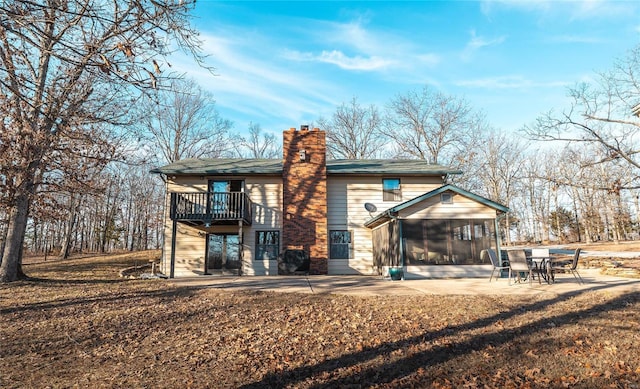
327,159,462,175
150,158,463,176
149,159,283,175
364,184,510,228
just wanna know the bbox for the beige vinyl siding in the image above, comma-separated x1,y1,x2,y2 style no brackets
327,176,443,275
396,176,445,201
161,223,207,277
327,177,360,274
161,173,495,278
167,176,208,192
243,177,283,275
399,191,497,220
161,175,284,277
160,176,208,276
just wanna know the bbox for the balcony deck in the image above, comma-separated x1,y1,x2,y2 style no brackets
170,192,252,226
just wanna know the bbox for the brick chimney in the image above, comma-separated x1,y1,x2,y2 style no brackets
282,125,328,274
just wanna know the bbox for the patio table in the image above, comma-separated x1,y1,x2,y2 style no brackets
530,255,556,284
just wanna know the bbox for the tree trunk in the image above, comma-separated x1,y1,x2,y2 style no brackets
59,194,79,259
79,212,86,253
143,215,149,250
0,193,31,282
0,219,7,265
504,213,512,246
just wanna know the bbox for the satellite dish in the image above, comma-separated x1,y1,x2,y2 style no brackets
364,203,377,213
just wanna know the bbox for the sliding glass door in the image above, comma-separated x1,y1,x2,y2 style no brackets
207,234,241,272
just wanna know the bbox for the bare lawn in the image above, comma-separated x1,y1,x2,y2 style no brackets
2,249,640,388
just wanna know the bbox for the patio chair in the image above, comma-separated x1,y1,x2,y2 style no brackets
507,249,538,285
551,248,584,284
482,249,509,282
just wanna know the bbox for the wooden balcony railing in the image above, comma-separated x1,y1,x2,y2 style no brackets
169,192,252,225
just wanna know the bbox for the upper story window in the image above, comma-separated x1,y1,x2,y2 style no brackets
209,180,243,193
441,193,453,204
383,178,401,201
209,180,245,214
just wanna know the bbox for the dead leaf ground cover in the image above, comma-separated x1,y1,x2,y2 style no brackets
2,251,640,388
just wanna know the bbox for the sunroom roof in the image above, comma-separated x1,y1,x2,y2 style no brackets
364,184,510,229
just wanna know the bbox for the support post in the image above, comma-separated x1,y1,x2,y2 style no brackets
238,220,243,276
170,219,177,278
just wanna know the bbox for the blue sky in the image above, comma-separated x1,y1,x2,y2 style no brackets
173,1,640,137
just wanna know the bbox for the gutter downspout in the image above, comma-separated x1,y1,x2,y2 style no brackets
398,216,405,279
160,174,175,279
170,219,176,279
495,212,508,265
155,173,171,277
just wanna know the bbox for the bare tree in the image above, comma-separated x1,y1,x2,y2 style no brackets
137,78,233,164
0,0,206,282
118,162,165,251
318,97,387,159
521,156,555,243
233,122,282,158
385,85,487,165
50,127,118,258
524,44,640,180
473,131,527,245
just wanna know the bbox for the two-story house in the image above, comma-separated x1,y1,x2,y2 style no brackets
151,126,509,279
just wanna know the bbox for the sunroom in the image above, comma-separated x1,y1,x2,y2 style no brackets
364,184,509,279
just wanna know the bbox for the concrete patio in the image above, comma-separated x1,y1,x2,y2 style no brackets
170,268,640,297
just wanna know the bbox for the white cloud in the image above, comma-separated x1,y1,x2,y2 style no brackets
461,29,506,61
416,53,441,67
455,75,567,89
569,0,635,20
318,50,393,70
305,18,436,72
168,33,342,131
481,0,635,21
312,19,381,54
167,1,639,135
284,49,393,71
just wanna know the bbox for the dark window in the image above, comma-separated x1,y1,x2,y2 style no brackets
255,231,279,260
383,178,401,201
330,230,351,259
401,219,495,265
441,193,453,204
